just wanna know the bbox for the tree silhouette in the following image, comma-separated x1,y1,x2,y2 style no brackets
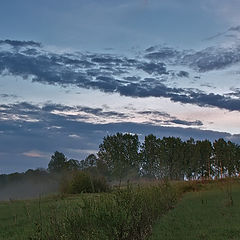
48,151,68,173
98,133,139,185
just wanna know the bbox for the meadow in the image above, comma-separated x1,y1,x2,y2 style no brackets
0,181,178,240
1,179,240,240
150,179,240,240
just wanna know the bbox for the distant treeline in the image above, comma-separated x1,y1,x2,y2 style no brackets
95,133,240,182
1,133,240,188
0,168,50,187
0,168,59,200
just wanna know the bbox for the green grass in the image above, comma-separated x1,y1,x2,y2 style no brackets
150,181,240,240
2,180,240,240
0,195,85,240
0,183,178,240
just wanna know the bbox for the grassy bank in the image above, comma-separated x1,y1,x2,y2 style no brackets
0,182,178,240
150,180,240,240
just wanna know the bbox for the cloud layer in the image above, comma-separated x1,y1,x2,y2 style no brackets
0,39,239,111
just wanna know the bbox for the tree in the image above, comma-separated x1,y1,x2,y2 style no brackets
183,138,197,180
66,159,81,171
159,137,184,180
225,141,238,177
213,139,228,178
97,133,140,185
140,134,162,179
235,145,240,176
196,140,213,179
84,154,97,168
48,151,68,173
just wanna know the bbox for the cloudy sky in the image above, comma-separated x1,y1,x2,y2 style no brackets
0,0,240,173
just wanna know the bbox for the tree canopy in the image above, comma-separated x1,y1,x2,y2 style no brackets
45,134,240,181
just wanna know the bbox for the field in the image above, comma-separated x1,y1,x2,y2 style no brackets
0,195,83,240
150,180,240,240
0,182,178,240
1,180,240,240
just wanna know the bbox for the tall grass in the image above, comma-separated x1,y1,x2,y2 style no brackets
30,181,178,240
150,179,240,240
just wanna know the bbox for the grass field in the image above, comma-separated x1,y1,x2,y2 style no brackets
150,180,240,240
0,182,178,240
1,180,240,240
0,195,84,240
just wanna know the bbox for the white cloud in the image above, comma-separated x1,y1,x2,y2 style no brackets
68,134,82,139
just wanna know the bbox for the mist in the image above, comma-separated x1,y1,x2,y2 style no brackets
0,179,59,201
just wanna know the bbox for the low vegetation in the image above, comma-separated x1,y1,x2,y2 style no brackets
1,179,240,239
60,171,109,194
0,181,178,240
150,179,240,240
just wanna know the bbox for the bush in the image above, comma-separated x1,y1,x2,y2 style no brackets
60,171,109,194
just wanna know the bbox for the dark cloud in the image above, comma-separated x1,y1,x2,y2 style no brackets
117,82,240,111
0,102,128,122
203,26,240,41
170,119,203,126
91,56,124,65
182,47,240,72
0,102,205,131
177,71,189,78
226,88,240,98
0,39,41,48
137,62,168,75
228,25,240,32
145,43,240,73
137,110,171,118
138,110,203,126
0,40,239,111
0,93,18,99
144,46,180,61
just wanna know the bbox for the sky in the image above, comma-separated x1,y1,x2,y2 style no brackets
0,0,240,173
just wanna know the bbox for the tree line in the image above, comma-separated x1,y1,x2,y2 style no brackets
1,133,240,188
48,133,240,183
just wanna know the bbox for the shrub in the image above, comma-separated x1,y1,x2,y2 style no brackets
60,171,109,194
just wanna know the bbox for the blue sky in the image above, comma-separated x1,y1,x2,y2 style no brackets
0,0,227,50
0,0,240,173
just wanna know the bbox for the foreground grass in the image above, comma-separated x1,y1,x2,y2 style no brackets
0,182,178,240
150,180,240,240
0,195,85,240
3,180,239,240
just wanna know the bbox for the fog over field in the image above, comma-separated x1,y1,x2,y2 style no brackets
0,180,58,201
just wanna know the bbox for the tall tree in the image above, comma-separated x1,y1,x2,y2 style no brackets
213,138,228,178
159,137,184,180
225,141,238,177
235,145,240,176
97,133,140,185
140,134,162,179
196,140,213,179
48,151,68,173
183,138,197,180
